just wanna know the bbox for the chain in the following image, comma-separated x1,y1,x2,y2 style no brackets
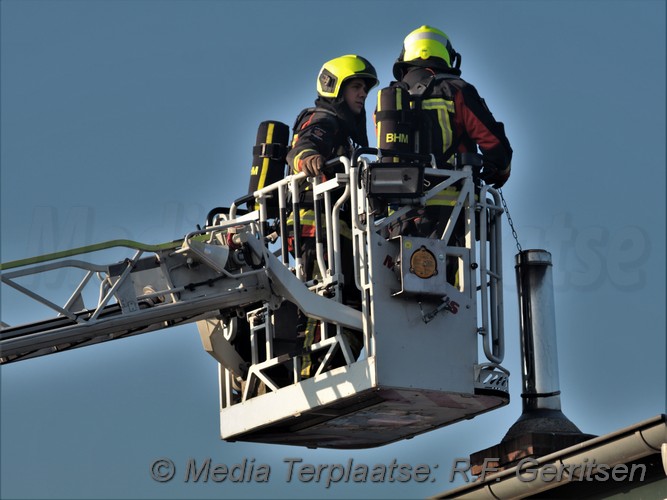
499,188,522,253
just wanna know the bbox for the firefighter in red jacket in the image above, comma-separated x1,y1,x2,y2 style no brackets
287,54,378,376
387,25,513,240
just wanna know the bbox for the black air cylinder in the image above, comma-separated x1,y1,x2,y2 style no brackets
247,120,290,213
375,86,413,162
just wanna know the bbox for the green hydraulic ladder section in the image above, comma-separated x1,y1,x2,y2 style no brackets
0,231,271,364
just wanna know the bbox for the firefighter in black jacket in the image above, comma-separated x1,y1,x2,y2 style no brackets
287,54,378,377
288,55,377,178
387,25,513,240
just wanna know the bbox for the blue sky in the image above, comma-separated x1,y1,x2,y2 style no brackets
1,1,665,498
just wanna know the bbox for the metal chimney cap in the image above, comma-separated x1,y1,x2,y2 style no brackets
515,249,552,267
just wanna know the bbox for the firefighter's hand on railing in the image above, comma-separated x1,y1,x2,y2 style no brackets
480,162,511,189
299,154,325,177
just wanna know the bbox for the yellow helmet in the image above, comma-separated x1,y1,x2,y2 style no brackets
317,55,378,99
393,25,460,79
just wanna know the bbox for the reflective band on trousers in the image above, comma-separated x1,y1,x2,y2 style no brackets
425,186,459,206
287,210,352,239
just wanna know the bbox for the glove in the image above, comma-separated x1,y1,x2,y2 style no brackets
300,154,324,177
480,163,511,189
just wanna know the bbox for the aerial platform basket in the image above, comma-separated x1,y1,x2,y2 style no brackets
203,149,510,449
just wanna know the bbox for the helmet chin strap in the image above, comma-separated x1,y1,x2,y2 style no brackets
451,51,462,70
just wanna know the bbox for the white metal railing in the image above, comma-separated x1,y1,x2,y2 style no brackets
218,157,360,406
350,150,505,365
214,148,506,408
477,185,505,364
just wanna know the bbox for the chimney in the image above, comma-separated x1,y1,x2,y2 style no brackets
470,249,594,474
